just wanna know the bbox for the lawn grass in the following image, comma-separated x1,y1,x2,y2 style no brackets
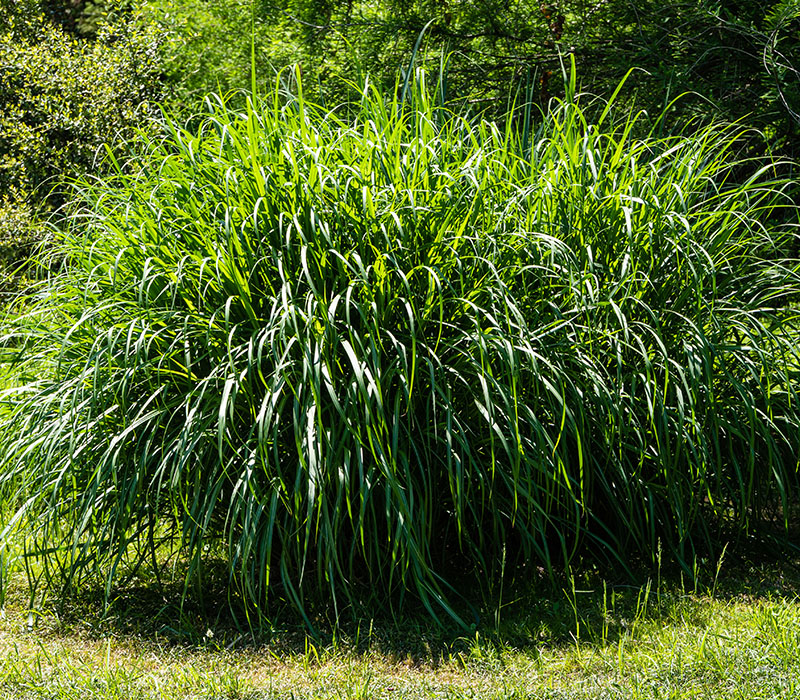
1,551,799,699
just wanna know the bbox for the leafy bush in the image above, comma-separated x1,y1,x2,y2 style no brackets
0,1,162,287
2,71,800,625
0,8,162,207
0,194,45,298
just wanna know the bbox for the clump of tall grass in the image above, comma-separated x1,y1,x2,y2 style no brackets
2,69,799,625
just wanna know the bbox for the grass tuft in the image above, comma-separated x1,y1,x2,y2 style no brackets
2,69,800,626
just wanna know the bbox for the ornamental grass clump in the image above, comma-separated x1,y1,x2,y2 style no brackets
2,71,799,624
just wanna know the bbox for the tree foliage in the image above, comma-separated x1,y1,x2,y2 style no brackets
143,0,799,153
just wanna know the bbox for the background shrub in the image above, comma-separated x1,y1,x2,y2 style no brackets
2,72,799,625
0,0,162,288
131,0,800,158
0,195,45,299
0,5,162,208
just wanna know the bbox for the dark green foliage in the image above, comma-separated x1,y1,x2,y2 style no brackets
0,198,45,299
0,6,162,207
596,0,800,157
2,73,799,625
764,1,800,151
135,0,800,157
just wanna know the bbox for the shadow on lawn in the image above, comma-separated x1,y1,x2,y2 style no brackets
6,527,798,666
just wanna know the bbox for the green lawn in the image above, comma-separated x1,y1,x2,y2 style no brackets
2,556,799,699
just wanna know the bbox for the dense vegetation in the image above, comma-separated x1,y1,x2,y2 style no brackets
0,0,161,289
2,66,800,624
1,0,799,627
